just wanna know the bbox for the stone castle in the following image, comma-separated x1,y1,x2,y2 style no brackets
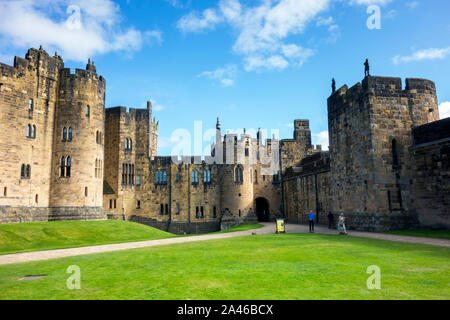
0,47,448,233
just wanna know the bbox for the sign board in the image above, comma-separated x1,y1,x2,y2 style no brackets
276,219,285,234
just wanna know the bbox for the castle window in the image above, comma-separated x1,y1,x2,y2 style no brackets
26,124,31,138
66,157,71,177
63,128,67,141
245,148,249,157
21,164,26,178
85,105,90,117
163,170,166,183
60,157,66,177
234,166,243,184
196,207,199,219
122,164,127,185
273,171,280,184
176,204,180,215
3,187,6,197
137,201,141,209
254,170,258,184
25,165,31,178
110,199,113,209
28,99,33,111
213,206,217,218
192,170,199,185
85,187,88,197
165,204,169,215
31,125,36,138
114,199,117,208
160,204,164,215
200,206,204,218
136,175,141,186
68,127,72,141
203,169,211,184
175,173,179,182
35,194,38,204
392,139,399,168
156,170,160,184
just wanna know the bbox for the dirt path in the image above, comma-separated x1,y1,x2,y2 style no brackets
0,223,448,266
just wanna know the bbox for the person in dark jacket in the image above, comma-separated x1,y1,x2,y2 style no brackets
327,212,334,229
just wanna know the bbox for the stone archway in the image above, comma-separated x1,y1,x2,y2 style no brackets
255,197,270,222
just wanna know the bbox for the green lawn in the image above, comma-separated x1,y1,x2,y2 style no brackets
0,220,175,255
213,224,264,234
0,233,449,300
386,229,450,240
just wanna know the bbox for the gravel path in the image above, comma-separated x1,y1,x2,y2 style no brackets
0,223,448,266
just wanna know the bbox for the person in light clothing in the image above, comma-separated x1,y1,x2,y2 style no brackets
338,213,348,235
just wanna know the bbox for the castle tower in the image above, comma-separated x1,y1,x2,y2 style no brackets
49,60,106,220
328,75,439,231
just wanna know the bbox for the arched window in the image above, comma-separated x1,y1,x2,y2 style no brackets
254,170,258,184
195,170,199,183
60,157,66,177
21,164,25,178
160,204,164,215
392,139,399,167
163,170,166,183
204,170,207,183
66,157,71,177
156,170,160,183
28,99,33,111
26,165,31,178
31,125,36,138
68,128,72,141
63,127,67,141
192,170,195,184
235,166,243,183
26,124,31,138
85,105,90,117
96,131,99,144
208,169,211,183
129,139,132,150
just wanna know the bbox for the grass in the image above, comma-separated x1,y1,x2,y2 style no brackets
213,224,264,234
0,233,449,300
0,220,176,255
386,229,450,240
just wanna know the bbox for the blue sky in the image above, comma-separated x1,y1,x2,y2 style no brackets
0,0,449,155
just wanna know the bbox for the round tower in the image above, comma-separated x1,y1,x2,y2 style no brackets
49,61,106,220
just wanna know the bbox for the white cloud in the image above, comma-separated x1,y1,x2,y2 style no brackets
158,135,182,149
199,64,237,87
177,8,222,33
439,102,450,119
178,0,325,71
312,131,329,150
393,47,450,64
405,1,419,9
0,0,159,62
349,0,393,5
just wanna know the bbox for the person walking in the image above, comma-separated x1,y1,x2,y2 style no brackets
337,213,348,235
327,212,334,229
307,211,315,233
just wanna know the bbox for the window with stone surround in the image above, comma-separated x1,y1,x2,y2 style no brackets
85,105,90,117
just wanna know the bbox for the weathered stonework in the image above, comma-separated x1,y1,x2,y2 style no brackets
0,47,106,223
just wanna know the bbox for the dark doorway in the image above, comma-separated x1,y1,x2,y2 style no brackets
255,197,270,222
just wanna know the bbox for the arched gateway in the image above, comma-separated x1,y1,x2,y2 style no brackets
255,197,270,222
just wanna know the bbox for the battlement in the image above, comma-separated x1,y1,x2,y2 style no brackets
294,119,310,130
60,68,105,83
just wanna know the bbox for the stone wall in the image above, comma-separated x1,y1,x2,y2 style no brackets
327,75,440,231
283,152,331,225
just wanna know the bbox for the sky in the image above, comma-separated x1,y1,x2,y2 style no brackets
0,0,449,156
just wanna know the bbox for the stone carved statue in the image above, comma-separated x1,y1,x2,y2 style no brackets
364,59,370,77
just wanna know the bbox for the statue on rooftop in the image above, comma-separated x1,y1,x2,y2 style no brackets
332,78,336,93
364,59,370,77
